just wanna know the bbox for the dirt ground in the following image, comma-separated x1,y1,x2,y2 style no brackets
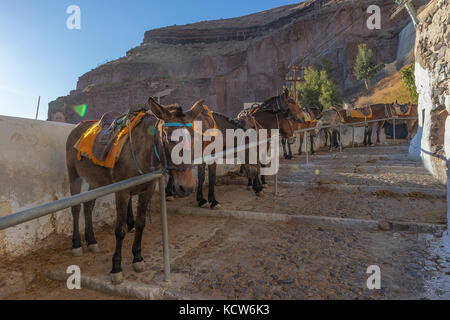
1,142,449,299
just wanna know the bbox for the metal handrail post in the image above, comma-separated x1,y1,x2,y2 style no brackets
274,173,278,195
352,126,355,148
393,117,396,143
158,176,170,282
305,133,309,164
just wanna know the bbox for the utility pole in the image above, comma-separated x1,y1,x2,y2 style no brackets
391,0,419,27
35,96,40,120
285,65,304,103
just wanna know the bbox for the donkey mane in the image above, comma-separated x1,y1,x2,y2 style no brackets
211,110,246,130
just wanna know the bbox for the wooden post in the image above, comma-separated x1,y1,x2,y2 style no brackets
285,65,304,103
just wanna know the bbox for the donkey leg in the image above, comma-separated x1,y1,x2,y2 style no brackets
368,127,374,146
165,173,175,201
252,174,264,196
208,164,221,209
310,133,315,155
327,131,333,152
70,177,83,256
260,165,267,185
282,138,288,159
376,121,385,144
287,140,293,159
247,178,253,190
132,189,153,273
127,198,135,233
196,164,207,207
338,130,344,150
363,127,368,146
298,133,303,155
111,192,129,284
83,187,98,253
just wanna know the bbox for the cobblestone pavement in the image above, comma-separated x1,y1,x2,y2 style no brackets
2,143,449,299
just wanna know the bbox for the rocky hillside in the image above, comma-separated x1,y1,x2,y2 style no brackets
49,0,419,123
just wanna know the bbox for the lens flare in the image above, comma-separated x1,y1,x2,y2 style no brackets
73,104,87,117
315,169,320,175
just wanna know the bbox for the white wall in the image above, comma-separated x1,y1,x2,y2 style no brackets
0,116,115,257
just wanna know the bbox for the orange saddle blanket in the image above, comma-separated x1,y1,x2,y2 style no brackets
347,106,373,119
73,112,146,168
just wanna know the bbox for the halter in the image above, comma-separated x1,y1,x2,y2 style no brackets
128,115,195,177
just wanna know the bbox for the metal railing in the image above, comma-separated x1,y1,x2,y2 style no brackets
292,116,417,164
0,134,282,282
0,171,172,282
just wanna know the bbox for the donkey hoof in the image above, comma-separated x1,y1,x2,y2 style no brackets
211,203,222,210
72,247,82,257
166,196,175,202
88,243,99,253
111,272,124,285
198,199,208,208
132,261,146,273
256,191,264,197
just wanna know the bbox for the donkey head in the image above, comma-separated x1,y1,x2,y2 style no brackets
148,97,204,197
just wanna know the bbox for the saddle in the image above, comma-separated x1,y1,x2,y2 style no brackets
92,111,127,161
348,106,373,119
74,111,147,168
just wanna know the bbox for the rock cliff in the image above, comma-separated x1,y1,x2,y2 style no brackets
49,0,416,123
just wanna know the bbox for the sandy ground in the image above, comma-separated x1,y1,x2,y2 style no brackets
1,142,449,299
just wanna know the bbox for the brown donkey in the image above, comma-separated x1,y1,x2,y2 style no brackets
66,97,204,284
316,104,391,146
237,92,305,185
385,102,418,140
282,108,321,158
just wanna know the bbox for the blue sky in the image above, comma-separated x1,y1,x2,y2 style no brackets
0,0,299,120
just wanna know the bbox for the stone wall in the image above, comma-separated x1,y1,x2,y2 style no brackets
408,0,450,185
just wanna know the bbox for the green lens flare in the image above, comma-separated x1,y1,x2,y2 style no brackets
73,104,87,117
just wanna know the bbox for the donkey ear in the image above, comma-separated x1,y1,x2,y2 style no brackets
186,99,205,119
148,97,172,120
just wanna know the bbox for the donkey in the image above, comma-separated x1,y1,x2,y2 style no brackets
164,106,264,208
237,92,305,187
66,97,204,284
315,109,344,151
385,102,418,140
282,107,321,157
196,110,264,209
317,104,393,147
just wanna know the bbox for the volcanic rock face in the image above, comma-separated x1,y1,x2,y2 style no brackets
49,0,413,123
409,0,450,184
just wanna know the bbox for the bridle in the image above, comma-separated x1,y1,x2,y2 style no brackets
128,114,195,176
